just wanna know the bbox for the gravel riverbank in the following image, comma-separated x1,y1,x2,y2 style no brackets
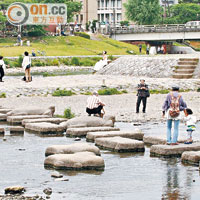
1,92,200,122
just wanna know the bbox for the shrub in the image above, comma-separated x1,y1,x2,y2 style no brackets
98,88,122,95
120,21,129,27
0,93,6,98
62,58,70,65
108,55,115,61
52,59,59,66
71,57,80,66
121,89,128,94
74,32,90,39
32,60,44,67
197,88,200,92
80,59,94,66
63,108,75,119
46,59,53,66
52,89,75,96
82,91,92,95
150,89,169,94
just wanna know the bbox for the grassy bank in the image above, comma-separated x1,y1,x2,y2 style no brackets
0,35,143,57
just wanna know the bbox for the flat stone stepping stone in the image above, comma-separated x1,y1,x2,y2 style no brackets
10,126,24,134
7,115,51,125
0,114,7,121
22,118,68,126
150,142,200,158
181,151,200,166
66,127,120,137
87,130,144,142
0,128,5,135
0,109,12,114
44,152,105,170
45,143,101,156
95,136,145,152
143,135,187,145
25,122,65,135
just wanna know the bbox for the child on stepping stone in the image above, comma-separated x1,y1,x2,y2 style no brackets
184,108,196,144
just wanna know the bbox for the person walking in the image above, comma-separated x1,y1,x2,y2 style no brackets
22,51,31,82
0,56,6,82
86,91,105,118
162,86,187,145
146,44,150,55
136,79,150,113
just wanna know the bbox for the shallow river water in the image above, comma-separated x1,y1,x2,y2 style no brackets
0,122,200,200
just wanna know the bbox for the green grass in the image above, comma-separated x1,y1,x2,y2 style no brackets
98,88,122,95
0,93,6,98
52,89,76,97
0,35,142,57
55,108,75,119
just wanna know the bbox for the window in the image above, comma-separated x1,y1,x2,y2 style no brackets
101,14,104,22
111,0,115,8
98,0,100,9
117,0,121,8
101,0,104,8
105,0,109,9
80,14,83,23
117,13,121,21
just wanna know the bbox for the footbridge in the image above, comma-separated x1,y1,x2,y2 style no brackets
109,24,200,41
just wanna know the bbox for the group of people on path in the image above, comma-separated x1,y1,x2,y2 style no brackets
86,79,197,145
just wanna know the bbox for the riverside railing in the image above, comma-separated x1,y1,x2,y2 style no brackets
109,24,200,35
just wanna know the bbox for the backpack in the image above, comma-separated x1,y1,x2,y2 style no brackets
169,93,181,118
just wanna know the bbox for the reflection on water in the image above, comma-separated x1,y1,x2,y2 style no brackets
0,122,200,199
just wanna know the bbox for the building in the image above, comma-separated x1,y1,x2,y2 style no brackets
159,0,179,7
76,0,98,26
76,0,127,26
76,0,179,26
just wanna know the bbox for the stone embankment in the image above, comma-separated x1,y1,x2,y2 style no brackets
98,55,200,78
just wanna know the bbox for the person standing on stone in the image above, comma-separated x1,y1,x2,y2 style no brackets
86,91,105,118
162,86,187,145
22,51,31,82
0,56,6,82
136,79,150,113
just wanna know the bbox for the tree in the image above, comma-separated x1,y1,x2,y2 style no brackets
124,0,163,25
43,0,82,22
164,3,200,24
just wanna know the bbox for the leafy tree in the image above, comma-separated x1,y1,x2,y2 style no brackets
43,0,82,22
164,3,200,24
124,0,163,25
0,13,7,37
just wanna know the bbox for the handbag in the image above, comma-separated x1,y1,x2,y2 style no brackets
146,90,150,98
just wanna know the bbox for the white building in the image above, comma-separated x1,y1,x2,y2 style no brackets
159,0,179,7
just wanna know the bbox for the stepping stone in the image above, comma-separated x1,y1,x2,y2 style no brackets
44,152,105,170
0,114,7,121
0,109,12,114
7,115,51,125
25,122,65,135
10,126,24,134
45,143,101,156
181,151,200,166
22,118,68,126
66,127,120,137
95,136,145,152
87,130,144,142
143,135,187,145
0,128,5,136
150,142,200,158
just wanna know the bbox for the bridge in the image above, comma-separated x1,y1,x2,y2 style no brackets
109,24,200,41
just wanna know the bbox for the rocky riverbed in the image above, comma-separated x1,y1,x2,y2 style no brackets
1,92,200,122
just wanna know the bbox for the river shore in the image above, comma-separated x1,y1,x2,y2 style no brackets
1,92,200,122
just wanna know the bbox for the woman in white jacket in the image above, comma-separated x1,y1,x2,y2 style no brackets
0,56,6,82
22,51,31,82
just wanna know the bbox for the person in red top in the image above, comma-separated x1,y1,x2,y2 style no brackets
86,91,105,118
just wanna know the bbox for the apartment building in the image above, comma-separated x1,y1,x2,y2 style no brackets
76,0,179,25
76,0,127,25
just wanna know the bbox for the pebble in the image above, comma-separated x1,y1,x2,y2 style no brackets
51,172,63,178
43,188,52,196
74,137,81,141
54,178,69,182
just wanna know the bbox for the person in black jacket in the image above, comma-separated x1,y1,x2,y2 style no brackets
136,79,149,113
